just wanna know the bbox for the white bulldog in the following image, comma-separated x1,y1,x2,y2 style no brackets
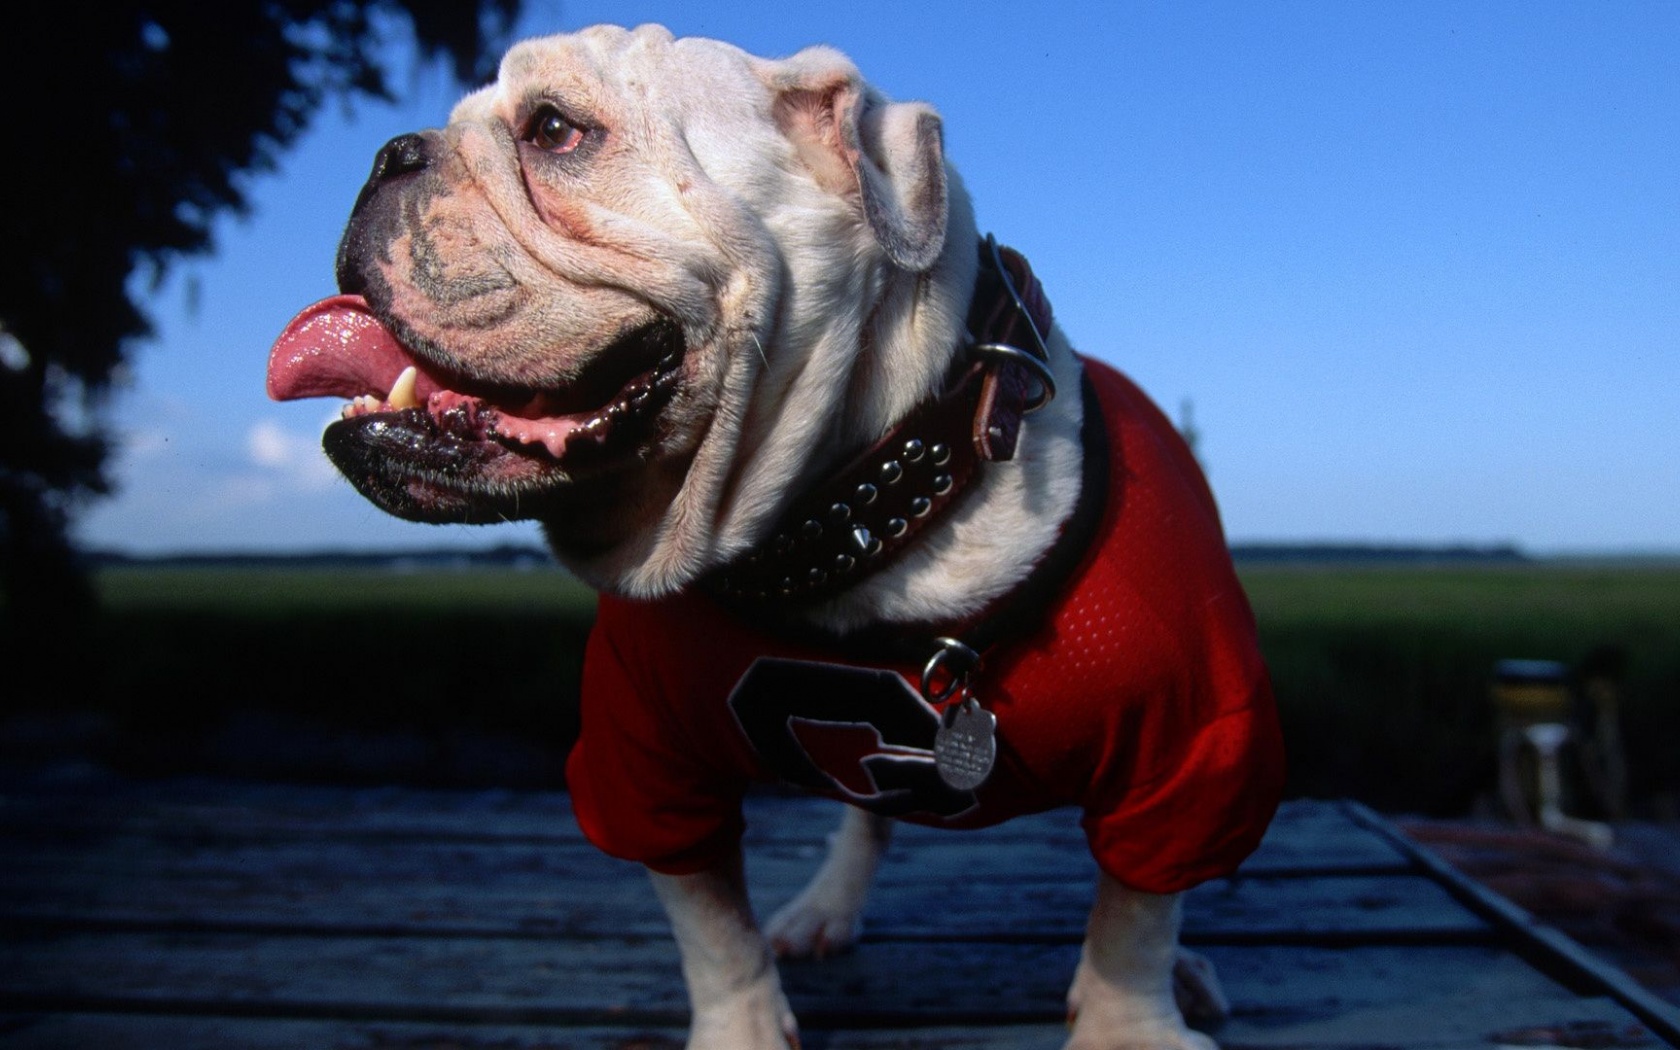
268,23,1283,1050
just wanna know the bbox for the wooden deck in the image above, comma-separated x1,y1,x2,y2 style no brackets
2,778,1678,1049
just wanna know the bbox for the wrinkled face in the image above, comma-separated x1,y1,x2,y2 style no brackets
266,24,953,593
268,27,788,552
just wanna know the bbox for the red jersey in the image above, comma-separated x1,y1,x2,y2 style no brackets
566,357,1284,895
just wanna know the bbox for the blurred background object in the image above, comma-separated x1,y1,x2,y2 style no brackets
1491,656,1623,848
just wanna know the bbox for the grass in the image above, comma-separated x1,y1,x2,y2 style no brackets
1238,563,1680,814
94,564,600,614
23,565,601,787
11,560,1677,814
1240,563,1680,635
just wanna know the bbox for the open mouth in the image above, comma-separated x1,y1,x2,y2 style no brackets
265,294,685,521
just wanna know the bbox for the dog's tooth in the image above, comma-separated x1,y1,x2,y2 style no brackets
386,366,420,410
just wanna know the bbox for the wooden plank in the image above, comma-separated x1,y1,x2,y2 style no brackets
1,785,1403,873
1222,799,1414,874
0,1016,1057,1050
6,828,1113,891
0,788,1434,941
2,873,1484,943
0,936,1640,1035
857,874,1487,943
3,832,1390,928
884,800,1411,876
0,827,1402,910
0,781,591,845
1348,802,1680,1047
0,782,944,846
0,791,1421,945
0,786,1667,1047
0,945,1661,1049
2,1007,1667,1050
0,824,1483,941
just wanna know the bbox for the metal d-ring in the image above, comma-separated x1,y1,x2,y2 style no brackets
921,636,981,704
984,234,1050,358
970,341,1057,413
979,233,1056,413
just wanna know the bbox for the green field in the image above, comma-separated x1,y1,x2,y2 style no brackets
93,563,602,614
19,561,1680,814
1238,563,1680,814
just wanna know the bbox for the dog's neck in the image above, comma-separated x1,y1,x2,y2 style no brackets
699,238,1088,639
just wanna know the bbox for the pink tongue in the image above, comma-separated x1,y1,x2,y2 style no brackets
266,294,420,402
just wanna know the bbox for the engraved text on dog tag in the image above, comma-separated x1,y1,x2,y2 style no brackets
934,696,997,790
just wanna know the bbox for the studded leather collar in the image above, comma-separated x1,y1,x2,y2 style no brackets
699,236,1056,610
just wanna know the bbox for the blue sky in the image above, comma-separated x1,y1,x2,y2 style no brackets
75,0,1679,556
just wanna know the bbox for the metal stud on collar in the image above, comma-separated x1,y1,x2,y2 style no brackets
701,238,1061,609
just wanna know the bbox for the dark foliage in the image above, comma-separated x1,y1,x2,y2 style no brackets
0,0,519,663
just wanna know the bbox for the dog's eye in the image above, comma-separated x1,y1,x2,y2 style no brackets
525,106,586,154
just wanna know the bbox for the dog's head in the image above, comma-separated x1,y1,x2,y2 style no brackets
267,24,979,595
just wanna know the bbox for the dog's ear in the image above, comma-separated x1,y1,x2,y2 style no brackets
762,47,949,272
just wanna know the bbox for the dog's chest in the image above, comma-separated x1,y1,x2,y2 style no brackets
566,359,1284,892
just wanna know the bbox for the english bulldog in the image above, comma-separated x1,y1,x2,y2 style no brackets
267,23,1284,1050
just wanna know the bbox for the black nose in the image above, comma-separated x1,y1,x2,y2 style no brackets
338,133,434,294
370,133,431,183
347,133,432,218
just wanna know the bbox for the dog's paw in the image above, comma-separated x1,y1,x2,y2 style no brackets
1172,947,1229,1024
765,884,865,960
1062,998,1218,1050
1064,954,1219,1050
687,984,799,1050
1062,1027,1217,1050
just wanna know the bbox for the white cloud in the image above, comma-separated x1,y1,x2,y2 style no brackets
0,329,28,371
247,419,300,467
246,418,338,490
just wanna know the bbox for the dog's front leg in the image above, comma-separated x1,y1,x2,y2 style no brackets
766,805,893,959
649,849,799,1050
1064,875,1218,1050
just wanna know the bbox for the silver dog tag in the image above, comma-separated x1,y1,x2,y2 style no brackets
935,696,997,790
